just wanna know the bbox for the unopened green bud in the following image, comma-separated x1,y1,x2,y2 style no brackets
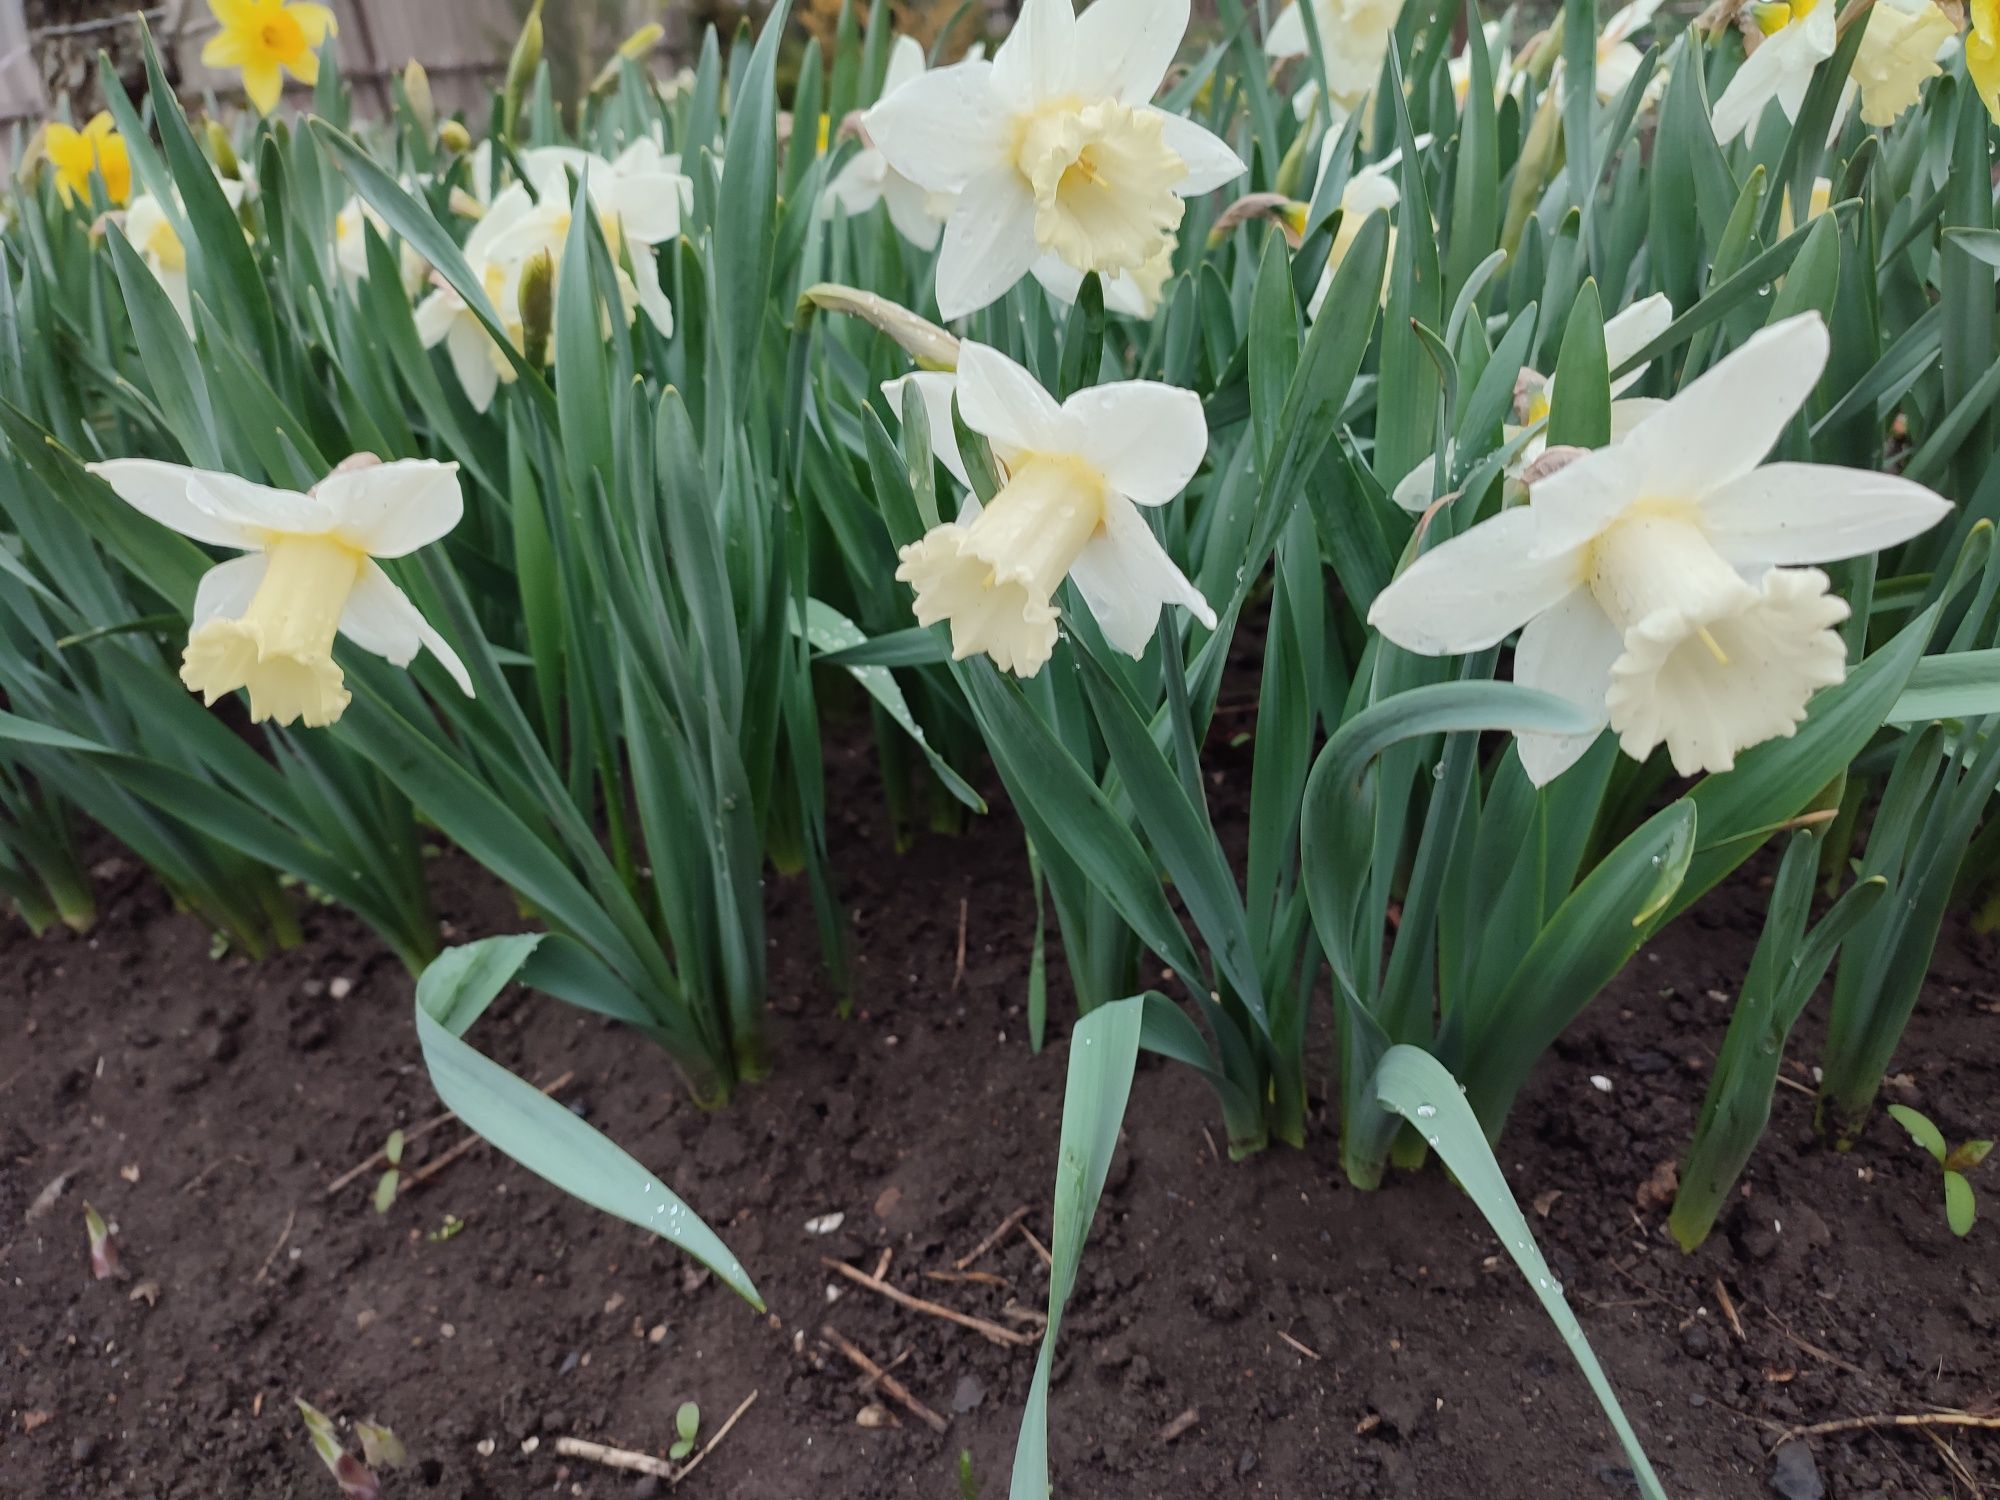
402,59,436,139
518,248,556,368
203,119,241,180
503,0,545,141
438,119,472,156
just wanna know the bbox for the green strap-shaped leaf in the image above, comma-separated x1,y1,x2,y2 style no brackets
1374,1046,1667,1500
794,598,984,812
1009,995,1146,1500
415,935,762,1308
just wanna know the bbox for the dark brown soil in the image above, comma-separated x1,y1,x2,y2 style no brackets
3,731,1997,1500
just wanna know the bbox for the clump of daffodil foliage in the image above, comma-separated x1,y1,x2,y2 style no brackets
2,0,1996,1491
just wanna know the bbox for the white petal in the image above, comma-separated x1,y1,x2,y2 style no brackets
934,167,1042,319
628,246,675,336
880,172,946,250
1064,379,1207,505
600,170,685,245
1155,112,1248,195
1618,313,1830,504
1264,0,1313,58
1696,462,1951,567
1511,585,1620,785
1523,441,1650,559
87,459,327,548
447,316,501,412
338,560,475,696
1711,23,1808,141
1068,492,1216,655
864,60,1012,193
316,459,464,558
1369,507,1583,655
992,0,1077,105
883,33,928,92
1604,291,1672,394
955,340,1070,456
190,552,270,628
882,371,972,489
1073,0,1189,103
414,288,460,347
824,150,889,216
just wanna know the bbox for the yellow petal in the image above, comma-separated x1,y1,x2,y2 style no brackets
287,2,338,44
289,47,321,87
243,59,284,114
208,0,260,29
202,31,249,68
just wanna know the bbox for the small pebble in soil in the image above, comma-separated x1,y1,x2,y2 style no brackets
328,977,353,1000
1237,1449,1259,1476
1588,1075,1614,1093
952,1374,986,1414
70,1437,99,1466
1769,1440,1825,1500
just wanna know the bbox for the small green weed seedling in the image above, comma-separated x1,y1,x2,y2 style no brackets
1886,1105,1992,1236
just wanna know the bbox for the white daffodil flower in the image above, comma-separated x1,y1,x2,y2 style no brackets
888,341,1216,675
1268,0,1408,123
1303,134,1430,320
1590,0,1668,103
487,141,687,337
122,178,248,332
1369,314,1949,783
1841,0,1956,126
87,455,475,728
334,192,427,296
414,183,537,412
1711,0,1836,143
862,0,1245,319
823,36,960,250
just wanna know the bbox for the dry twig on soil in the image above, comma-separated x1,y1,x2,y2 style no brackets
954,1205,1031,1269
822,1325,950,1434
822,1258,1037,1347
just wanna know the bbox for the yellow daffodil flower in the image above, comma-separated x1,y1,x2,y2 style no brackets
44,114,131,207
201,0,337,115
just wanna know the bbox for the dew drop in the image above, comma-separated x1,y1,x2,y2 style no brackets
1415,1104,1437,1120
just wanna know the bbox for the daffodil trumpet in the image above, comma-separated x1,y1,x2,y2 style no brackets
888,341,1217,676
87,454,474,728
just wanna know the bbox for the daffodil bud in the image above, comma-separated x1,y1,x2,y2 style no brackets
447,184,485,220
1206,192,1307,250
1501,90,1564,257
518,247,555,369
402,59,436,139
591,21,665,91
204,119,241,180
798,284,960,371
503,0,545,140
438,119,472,156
